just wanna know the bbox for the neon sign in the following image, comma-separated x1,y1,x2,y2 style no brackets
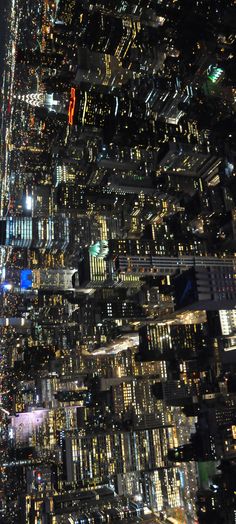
68,87,76,125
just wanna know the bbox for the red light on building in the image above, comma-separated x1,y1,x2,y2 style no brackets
68,87,76,125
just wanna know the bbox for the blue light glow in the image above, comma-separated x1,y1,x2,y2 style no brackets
20,270,33,290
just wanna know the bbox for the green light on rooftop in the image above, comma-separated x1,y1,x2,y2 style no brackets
89,240,109,259
208,67,224,83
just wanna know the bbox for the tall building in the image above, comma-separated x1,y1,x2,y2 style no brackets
62,426,174,485
16,91,69,115
138,322,208,361
158,142,221,183
74,48,133,87
115,253,235,277
173,265,236,311
0,216,70,250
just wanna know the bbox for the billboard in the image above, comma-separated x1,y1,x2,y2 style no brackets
20,269,33,291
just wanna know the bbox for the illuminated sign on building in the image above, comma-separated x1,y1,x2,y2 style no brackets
68,87,76,125
20,269,33,291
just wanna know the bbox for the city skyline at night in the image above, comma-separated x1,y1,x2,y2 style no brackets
0,1,235,523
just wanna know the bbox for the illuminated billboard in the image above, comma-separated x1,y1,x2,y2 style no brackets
20,269,33,290
68,87,76,125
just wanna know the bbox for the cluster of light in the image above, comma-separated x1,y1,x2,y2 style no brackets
208,67,223,83
68,87,76,125
25,195,32,210
2,283,12,292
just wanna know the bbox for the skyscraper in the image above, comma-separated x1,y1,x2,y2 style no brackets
0,216,70,250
